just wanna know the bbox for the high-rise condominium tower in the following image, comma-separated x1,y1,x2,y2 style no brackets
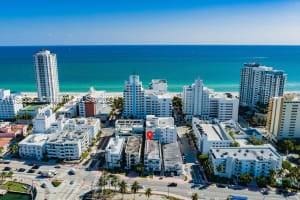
239,63,286,107
266,94,300,140
182,79,210,120
34,50,60,103
123,75,145,118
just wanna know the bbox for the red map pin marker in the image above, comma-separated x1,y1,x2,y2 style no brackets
146,131,153,140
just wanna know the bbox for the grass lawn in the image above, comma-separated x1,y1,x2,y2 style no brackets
0,181,29,193
51,180,62,187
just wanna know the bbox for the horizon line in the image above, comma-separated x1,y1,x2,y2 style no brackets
1,43,300,47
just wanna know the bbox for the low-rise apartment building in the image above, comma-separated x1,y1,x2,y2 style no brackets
33,107,56,133
144,140,162,173
19,134,48,160
209,145,282,178
105,137,125,169
162,142,183,176
125,136,142,169
45,129,89,160
114,119,144,137
192,117,234,153
56,97,79,118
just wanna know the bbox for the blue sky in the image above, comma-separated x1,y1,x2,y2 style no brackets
1,0,300,45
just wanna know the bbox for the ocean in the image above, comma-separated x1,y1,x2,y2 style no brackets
0,45,300,93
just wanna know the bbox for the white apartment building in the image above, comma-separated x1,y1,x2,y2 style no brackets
209,93,239,122
57,97,79,118
149,79,168,93
125,136,142,169
105,137,125,169
19,134,48,160
183,79,210,120
123,75,146,119
0,89,23,120
267,94,300,140
183,79,239,122
163,142,183,176
51,116,100,143
123,76,173,119
45,129,90,160
114,119,144,137
33,106,56,133
144,140,162,173
146,115,177,144
209,145,282,178
239,63,286,107
34,50,60,103
192,117,234,153
145,92,173,117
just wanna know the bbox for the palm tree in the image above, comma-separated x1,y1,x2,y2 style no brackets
0,172,6,183
119,180,127,200
110,175,119,191
99,176,107,193
131,181,140,200
145,188,152,200
191,193,199,200
7,171,13,179
10,144,19,155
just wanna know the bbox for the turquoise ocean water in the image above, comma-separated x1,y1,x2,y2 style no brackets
0,45,299,92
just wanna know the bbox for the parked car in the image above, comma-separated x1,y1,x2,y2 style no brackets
168,182,177,187
27,169,36,173
216,184,227,188
3,166,11,171
17,168,26,172
31,165,40,170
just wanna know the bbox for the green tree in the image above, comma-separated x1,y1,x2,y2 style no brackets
231,141,240,147
109,175,119,191
281,178,291,189
282,160,292,171
131,181,140,200
134,163,144,176
10,144,19,155
0,172,6,182
239,174,253,186
280,140,294,155
6,171,13,179
191,193,199,200
99,175,107,193
119,180,127,200
256,176,267,188
145,188,152,200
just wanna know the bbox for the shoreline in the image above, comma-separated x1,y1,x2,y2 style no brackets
20,91,300,98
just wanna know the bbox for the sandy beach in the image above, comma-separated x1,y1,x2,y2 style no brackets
20,91,300,99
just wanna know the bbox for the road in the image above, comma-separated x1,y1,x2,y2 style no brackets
121,175,300,200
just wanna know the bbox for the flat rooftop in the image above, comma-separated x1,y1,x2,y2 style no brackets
19,134,48,145
210,145,281,161
146,115,175,129
145,140,160,160
106,137,125,155
125,136,141,154
47,129,87,144
195,121,232,141
163,142,182,166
